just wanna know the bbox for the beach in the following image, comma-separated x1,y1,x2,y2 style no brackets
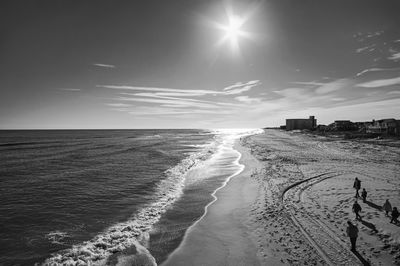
163,129,400,266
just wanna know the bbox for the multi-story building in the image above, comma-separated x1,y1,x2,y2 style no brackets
366,119,400,136
286,116,317,131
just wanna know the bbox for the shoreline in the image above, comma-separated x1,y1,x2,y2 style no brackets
161,137,278,266
168,142,245,239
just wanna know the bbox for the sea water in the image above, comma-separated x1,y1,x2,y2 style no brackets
0,129,261,265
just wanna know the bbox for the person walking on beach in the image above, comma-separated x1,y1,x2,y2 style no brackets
383,199,392,216
353,178,361,198
361,188,367,203
346,221,359,251
352,201,362,220
391,207,399,224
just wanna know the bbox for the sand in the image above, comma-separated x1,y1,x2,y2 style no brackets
163,129,400,266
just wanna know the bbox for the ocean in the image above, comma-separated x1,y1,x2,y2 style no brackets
0,129,260,265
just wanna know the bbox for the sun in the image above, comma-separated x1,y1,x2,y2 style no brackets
213,10,253,55
217,14,246,53
224,15,244,45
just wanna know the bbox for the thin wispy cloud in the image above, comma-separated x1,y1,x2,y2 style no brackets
57,88,81,91
234,96,262,104
93,63,116,68
388,52,400,61
99,80,261,120
289,79,352,95
290,81,325,86
126,107,233,116
273,88,309,99
127,92,241,107
314,79,350,94
355,68,400,77
105,103,132,107
331,97,346,101
98,85,221,95
357,77,400,88
117,97,222,109
223,80,260,90
98,80,261,96
356,44,375,53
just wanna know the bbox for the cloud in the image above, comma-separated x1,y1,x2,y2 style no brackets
122,92,240,107
106,103,131,107
289,79,352,95
97,80,261,96
356,77,400,88
314,79,350,94
273,88,309,99
234,96,262,104
290,81,325,87
356,44,375,53
388,52,400,61
99,81,261,119
366,31,384,38
331,97,346,101
355,68,400,77
127,108,231,116
223,80,261,93
57,88,81,91
135,92,209,97
98,85,221,95
93,63,116,68
117,97,222,109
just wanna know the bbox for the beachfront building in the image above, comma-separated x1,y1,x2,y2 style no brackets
330,120,356,131
366,118,400,136
286,116,317,131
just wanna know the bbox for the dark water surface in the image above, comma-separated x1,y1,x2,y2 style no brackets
0,129,217,265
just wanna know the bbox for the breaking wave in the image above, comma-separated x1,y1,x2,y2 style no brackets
46,231,70,245
42,140,218,265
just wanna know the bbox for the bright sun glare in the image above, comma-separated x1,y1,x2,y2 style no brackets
224,15,243,43
219,14,245,52
213,9,253,55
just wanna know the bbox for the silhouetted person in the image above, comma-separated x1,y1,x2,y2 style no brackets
391,207,399,224
353,177,361,198
352,201,362,220
383,199,392,216
361,188,367,203
346,221,359,251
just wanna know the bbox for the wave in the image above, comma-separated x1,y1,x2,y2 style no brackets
46,231,70,245
42,140,219,265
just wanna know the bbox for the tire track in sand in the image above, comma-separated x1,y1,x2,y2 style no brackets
282,172,364,266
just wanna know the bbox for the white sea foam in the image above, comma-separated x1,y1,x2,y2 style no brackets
42,138,219,266
46,231,70,245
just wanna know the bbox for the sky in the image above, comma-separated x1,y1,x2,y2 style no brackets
1,0,399,129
